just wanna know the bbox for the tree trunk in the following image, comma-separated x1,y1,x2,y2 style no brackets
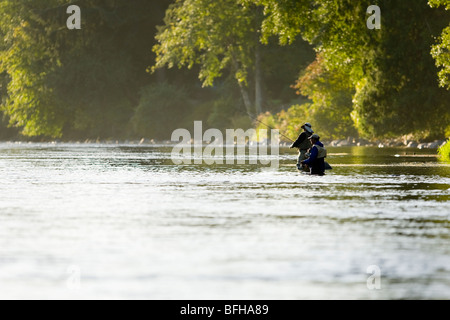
238,82,253,116
255,44,263,115
231,54,254,118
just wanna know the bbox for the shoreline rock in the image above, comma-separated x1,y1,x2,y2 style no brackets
0,137,447,149
323,137,446,149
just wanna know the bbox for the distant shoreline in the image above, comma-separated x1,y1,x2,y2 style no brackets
0,138,446,150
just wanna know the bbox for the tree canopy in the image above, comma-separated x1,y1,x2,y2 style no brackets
430,0,450,89
0,0,449,140
0,0,171,138
251,0,450,139
152,0,314,115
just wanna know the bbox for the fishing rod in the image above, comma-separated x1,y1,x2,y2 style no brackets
236,107,296,143
235,106,333,170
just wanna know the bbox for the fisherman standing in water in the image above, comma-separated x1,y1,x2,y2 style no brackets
290,123,314,171
301,134,327,176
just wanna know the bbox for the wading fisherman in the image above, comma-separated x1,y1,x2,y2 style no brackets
301,134,327,176
290,123,314,170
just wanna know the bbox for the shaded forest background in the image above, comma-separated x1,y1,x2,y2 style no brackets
0,0,449,142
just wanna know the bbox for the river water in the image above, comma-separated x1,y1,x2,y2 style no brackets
0,142,449,300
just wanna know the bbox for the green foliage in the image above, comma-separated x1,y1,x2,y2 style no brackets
207,97,253,130
0,0,171,139
256,100,355,143
255,111,279,141
432,25,450,89
187,101,214,126
153,0,316,117
430,0,450,89
152,0,268,116
293,54,357,139
0,0,66,137
0,0,448,142
131,83,193,140
429,0,450,9
252,0,450,139
256,108,301,142
153,0,257,87
0,115,18,139
261,38,315,109
445,125,450,138
352,1,450,138
255,105,314,142
438,139,450,161
207,97,239,130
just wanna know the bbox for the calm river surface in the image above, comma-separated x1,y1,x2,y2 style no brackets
0,142,449,299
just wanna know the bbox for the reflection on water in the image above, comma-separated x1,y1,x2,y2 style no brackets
0,143,449,299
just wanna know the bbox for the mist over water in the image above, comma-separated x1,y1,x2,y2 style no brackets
0,143,449,299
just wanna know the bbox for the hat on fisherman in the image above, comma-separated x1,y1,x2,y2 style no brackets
301,123,314,133
308,134,320,140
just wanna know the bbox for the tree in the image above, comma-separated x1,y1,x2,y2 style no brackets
429,0,450,90
0,0,67,137
251,0,450,139
0,0,172,139
350,1,450,138
152,0,265,115
292,54,357,139
131,83,193,140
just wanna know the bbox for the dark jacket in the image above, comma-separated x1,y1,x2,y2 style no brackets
291,131,312,150
303,141,326,175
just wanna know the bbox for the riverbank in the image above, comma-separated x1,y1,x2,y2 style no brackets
0,137,448,150
323,137,448,149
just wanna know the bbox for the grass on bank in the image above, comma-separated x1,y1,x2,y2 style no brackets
438,139,450,161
